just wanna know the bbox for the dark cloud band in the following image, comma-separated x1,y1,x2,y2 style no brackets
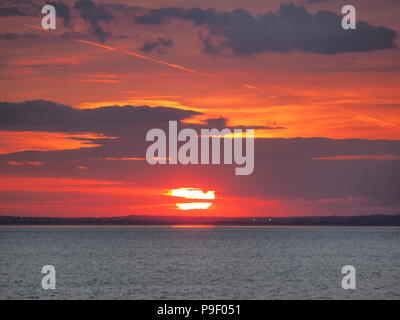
0,100,202,133
135,4,397,55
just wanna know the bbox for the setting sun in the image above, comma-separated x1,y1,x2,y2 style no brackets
176,203,213,210
170,188,215,200
169,188,215,210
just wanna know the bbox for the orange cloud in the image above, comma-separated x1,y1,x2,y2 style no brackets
7,161,44,166
0,131,108,154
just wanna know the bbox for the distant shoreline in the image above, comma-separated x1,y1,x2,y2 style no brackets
1,224,400,229
1,214,399,226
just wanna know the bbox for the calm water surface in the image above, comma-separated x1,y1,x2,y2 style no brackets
0,226,399,299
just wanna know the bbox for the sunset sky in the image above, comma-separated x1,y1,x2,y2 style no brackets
0,0,399,218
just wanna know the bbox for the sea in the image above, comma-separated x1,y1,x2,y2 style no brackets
0,226,399,299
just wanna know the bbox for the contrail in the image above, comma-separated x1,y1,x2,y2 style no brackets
332,105,398,129
24,23,63,35
24,24,196,73
25,24,256,82
73,39,196,73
